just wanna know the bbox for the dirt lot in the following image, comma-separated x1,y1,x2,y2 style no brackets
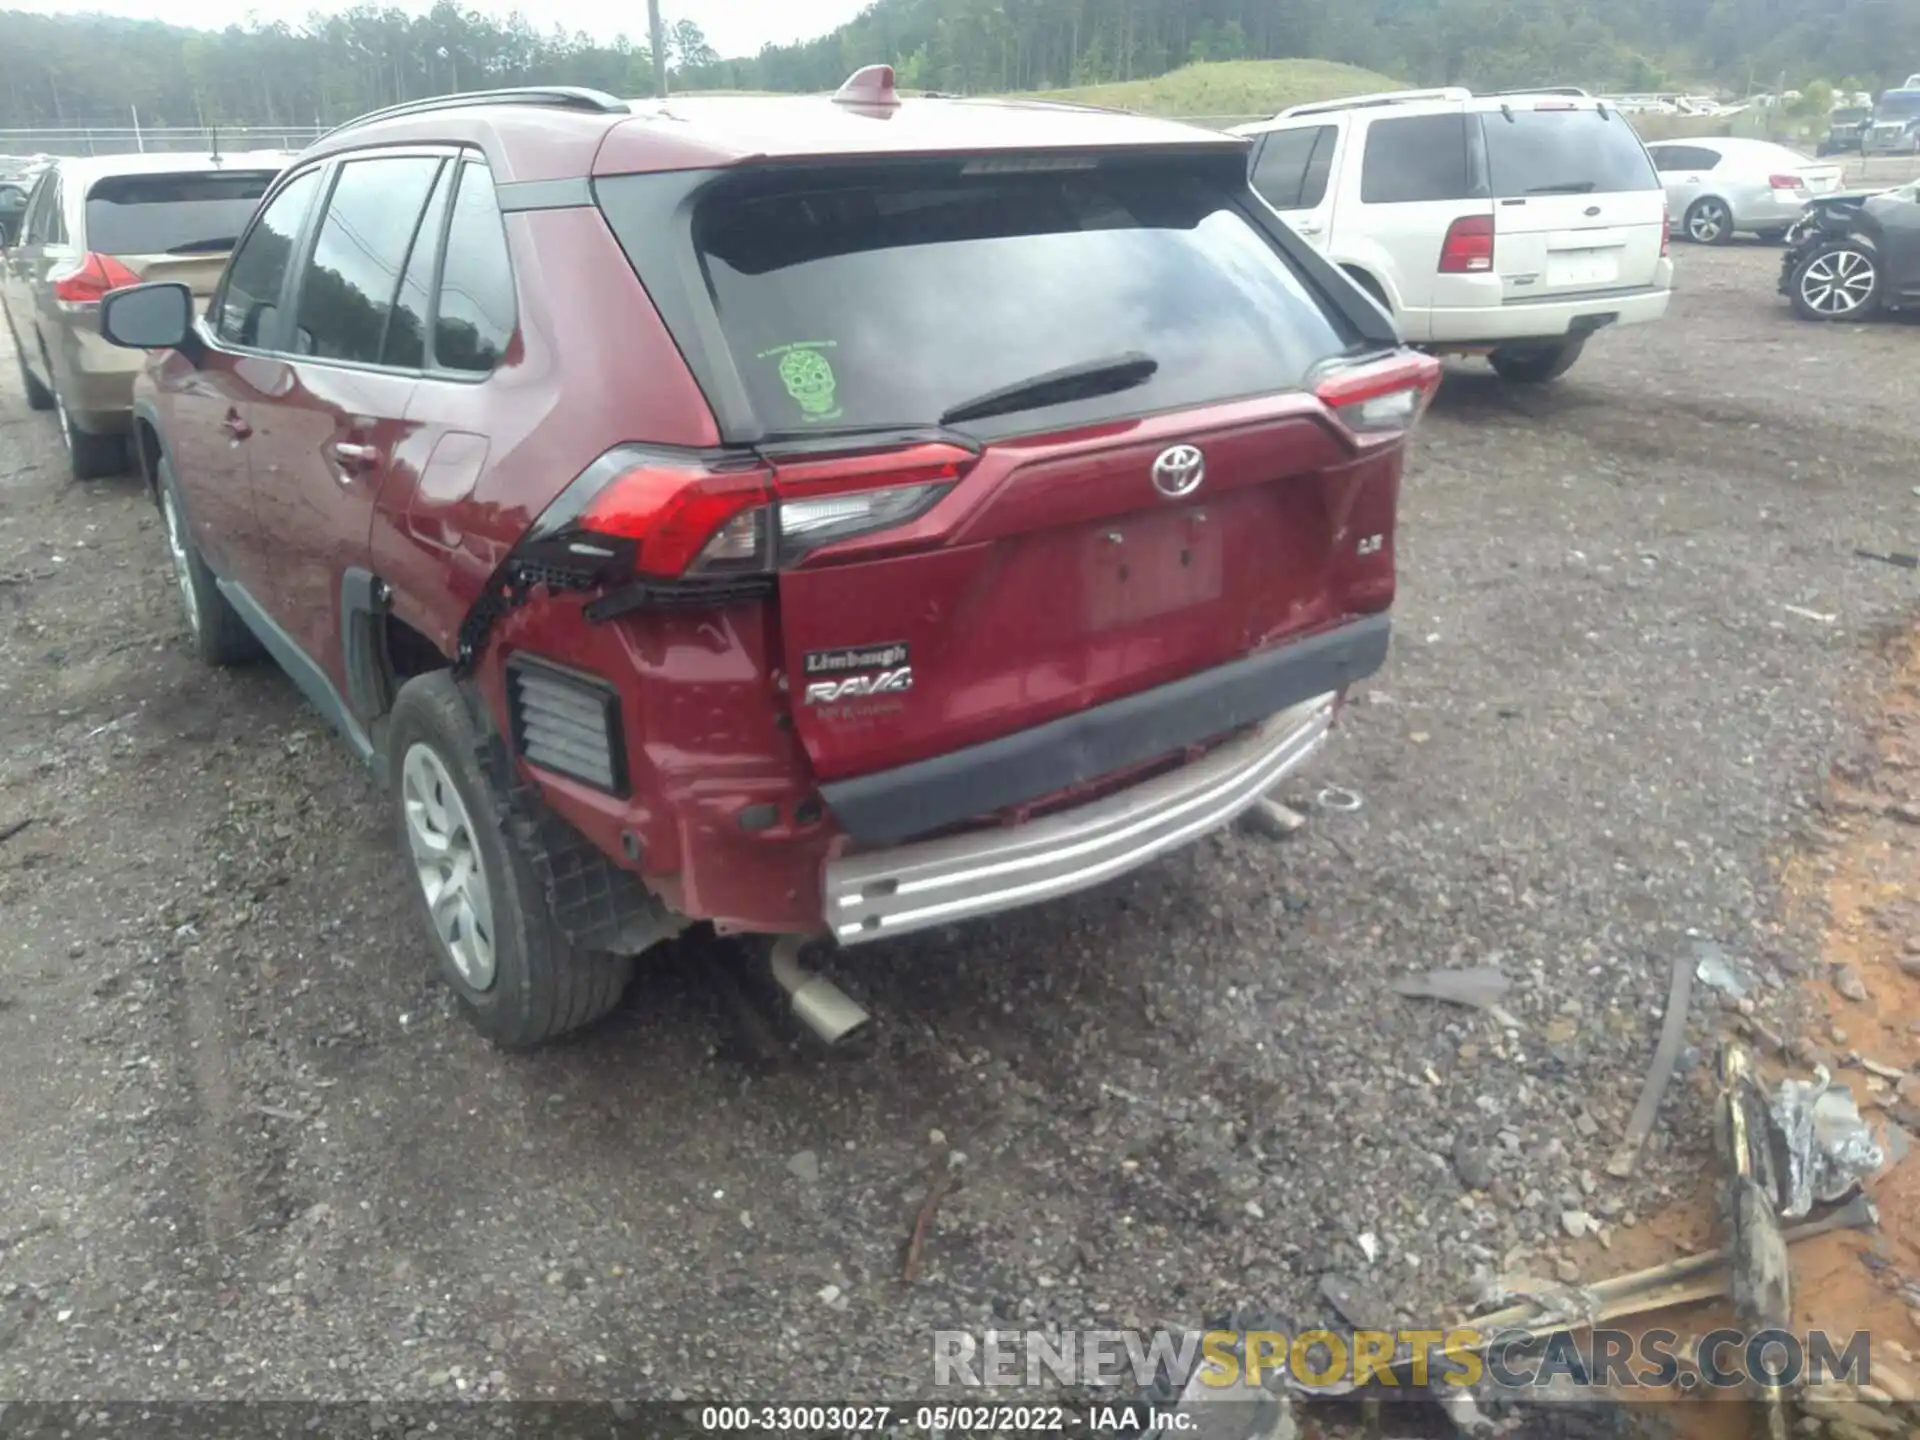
2,239,1919,1413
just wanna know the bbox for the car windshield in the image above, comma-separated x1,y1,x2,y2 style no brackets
1877,92,1920,119
1480,109,1659,197
83,170,277,256
637,159,1356,435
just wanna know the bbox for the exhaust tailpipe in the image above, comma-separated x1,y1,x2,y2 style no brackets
769,936,871,1047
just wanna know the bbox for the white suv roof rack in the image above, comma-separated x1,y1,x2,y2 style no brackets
1277,86,1472,120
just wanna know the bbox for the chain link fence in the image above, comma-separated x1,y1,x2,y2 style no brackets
0,124,325,159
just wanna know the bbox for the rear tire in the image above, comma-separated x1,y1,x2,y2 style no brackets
1790,240,1883,322
388,672,633,1049
55,389,126,480
1489,337,1587,384
9,321,54,411
156,455,263,666
1684,196,1735,245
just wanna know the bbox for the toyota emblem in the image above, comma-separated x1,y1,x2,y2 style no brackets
1151,444,1205,499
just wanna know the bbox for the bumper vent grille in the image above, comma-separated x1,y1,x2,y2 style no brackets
506,655,626,796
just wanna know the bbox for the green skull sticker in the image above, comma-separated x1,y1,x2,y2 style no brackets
760,341,843,423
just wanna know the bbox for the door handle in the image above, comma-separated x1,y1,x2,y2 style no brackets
330,441,379,472
222,409,251,440
1295,220,1324,235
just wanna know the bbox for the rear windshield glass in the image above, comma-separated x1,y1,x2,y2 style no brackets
1480,111,1658,196
672,163,1352,435
84,171,277,257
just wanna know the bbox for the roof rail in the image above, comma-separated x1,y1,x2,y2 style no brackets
1486,86,1591,98
1278,86,1472,120
318,86,629,142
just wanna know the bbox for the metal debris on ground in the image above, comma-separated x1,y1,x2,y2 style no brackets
1692,939,1752,999
1603,949,1694,1179
1717,1042,1791,1440
1314,786,1363,813
1782,603,1838,624
1854,548,1919,570
1389,966,1519,1029
1772,1066,1884,1218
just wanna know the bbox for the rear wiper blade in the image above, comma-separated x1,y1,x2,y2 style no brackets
937,351,1158,427
164,236,236,254
1524,182,1598,195
754,421,984,456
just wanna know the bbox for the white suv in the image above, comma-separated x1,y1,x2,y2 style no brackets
1234,88,1673,382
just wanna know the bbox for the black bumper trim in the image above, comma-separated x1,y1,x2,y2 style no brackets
820,613,1391,845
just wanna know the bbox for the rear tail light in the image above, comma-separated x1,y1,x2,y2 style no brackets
535,441,977,584
1768,173,1805,191
52,252,142,307
1438,215,1495,274
1314,352,1444,442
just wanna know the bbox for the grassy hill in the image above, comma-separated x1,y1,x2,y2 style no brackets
1031,59,1405,119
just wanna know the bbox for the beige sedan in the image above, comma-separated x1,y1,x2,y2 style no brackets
1,150,292,479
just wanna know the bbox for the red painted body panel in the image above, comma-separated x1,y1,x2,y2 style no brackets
136,90,1415,940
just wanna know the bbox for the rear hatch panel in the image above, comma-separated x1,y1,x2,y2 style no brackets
1478,105,1666,300
593,147,1407,791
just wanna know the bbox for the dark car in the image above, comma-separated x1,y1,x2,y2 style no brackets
1863,89,1920,154
98,75,1435,1049
1780,179,1920,319
1818,107,1872,155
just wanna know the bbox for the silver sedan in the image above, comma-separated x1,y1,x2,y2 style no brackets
1646,137,1845,244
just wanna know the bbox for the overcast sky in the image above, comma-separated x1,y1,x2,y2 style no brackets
10,0,870,57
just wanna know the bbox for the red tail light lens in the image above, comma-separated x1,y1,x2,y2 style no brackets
52,252,142,306
1438,215,1495,274
562,441,976,582
1314,352,1444,442
1768,173,1805,191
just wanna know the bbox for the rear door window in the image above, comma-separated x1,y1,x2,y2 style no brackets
624,161,1354,436
1361,114,1474,203
1251,125,1335,209
292,154,442,366
82,171,278,257
1480,110,1660,196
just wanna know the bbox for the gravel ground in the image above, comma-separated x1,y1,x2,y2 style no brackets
2,238,1918,1412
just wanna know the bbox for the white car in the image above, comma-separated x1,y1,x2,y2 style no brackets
1234,87,1672,383
1644,137,1845,244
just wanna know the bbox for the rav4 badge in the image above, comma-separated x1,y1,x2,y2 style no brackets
803,668,914,706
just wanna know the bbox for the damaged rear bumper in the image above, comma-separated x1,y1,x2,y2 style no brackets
823,691,1336,944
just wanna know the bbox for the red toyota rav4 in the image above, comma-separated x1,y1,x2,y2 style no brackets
100,72,1438,1048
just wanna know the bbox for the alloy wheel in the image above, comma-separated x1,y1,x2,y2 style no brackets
401,743,498,991
1799,248,1877,317
1688,201,1728,243
159,487,202,636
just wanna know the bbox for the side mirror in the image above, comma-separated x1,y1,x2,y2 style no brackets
101,282,194,350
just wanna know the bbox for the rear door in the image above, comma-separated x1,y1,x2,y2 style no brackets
1648,143,1719,222
1478,101,1665,300
673,157,1379,781
2,170,65,379
1249,121,1343,249
248,150,444,692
